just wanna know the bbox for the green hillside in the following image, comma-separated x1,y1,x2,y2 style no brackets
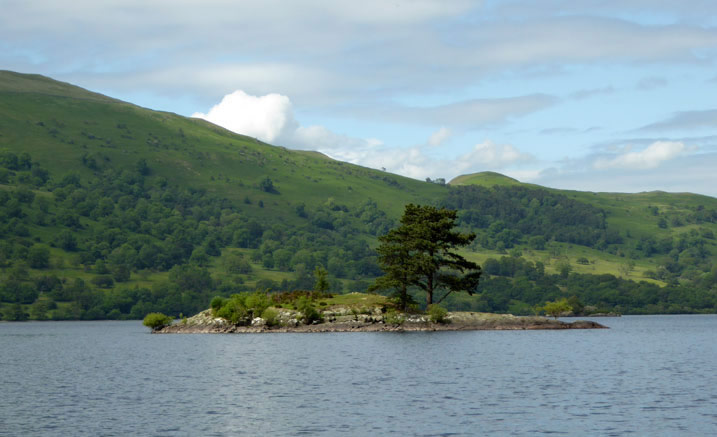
450,172,717,277
0,70,444,216
1,71,716,320
449,171,523,187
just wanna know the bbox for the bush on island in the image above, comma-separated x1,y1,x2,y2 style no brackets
428,304,449,324
261,308,280,327
383,309,405,326
143,312,173,330
297,296,323,325
211,291,271,325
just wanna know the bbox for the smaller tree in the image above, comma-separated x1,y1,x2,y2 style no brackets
135,158,150,176
313,266,329,292
556,259,572,278
55,230,78,251
618,260,636,278
542,298,573,319
259,177,277,193
27,245,50,269
297,296,323,324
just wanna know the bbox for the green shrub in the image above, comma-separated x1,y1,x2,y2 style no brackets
143,312,173,330
297,296,323,325
91,275,115,288
428,304,449,324
261,308,280,327
210,296,226,314
245,291,270,318
216,295,249,324
27,245,50,269
212,291,271,325
383,309,405,326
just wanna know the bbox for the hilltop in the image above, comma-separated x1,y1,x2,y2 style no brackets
1,71,716,320
449,171,523,187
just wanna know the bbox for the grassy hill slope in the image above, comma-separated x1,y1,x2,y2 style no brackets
0,70,444,218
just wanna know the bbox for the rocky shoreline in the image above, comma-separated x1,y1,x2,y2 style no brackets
155,309,607,334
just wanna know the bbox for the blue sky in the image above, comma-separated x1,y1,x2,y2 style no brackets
3,0,717,196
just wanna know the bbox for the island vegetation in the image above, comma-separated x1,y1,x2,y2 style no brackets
151,291,606,333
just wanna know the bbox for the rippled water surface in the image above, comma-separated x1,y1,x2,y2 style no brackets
1,315,716,436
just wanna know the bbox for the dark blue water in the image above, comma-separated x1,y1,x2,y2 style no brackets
1,316,716,436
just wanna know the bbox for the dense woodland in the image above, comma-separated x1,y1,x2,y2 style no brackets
0,150,392,320
1,149,716,321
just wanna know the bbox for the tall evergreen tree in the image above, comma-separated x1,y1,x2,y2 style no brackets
372,204,482,308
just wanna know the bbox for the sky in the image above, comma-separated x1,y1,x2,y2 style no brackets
3,0,717,196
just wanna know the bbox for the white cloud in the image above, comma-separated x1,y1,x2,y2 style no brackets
193,90,533,181
593,141,688,170
427,127,451,147
192,89,383,157
192,90,297,143
293,125,383,152
533,152,717,197
8,1,717,115
323,140,533,181
502,169,544,182
459,141,532,170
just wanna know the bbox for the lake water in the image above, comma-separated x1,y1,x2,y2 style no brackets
1,316,716,436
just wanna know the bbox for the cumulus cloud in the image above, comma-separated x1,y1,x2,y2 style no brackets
593,141,687,170
192,90,297,143
192,89,384,158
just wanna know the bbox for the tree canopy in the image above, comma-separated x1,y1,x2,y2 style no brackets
372,204,482,309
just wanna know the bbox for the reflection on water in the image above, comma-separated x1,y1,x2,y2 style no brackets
1,316,716,436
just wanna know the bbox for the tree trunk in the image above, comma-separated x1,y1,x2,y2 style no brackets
426,275,433,306
400,284,408,311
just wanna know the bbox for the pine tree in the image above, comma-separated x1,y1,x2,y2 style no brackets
371,204,482,308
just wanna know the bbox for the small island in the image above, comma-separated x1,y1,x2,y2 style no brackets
150,292,606,334
149,206,606,334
